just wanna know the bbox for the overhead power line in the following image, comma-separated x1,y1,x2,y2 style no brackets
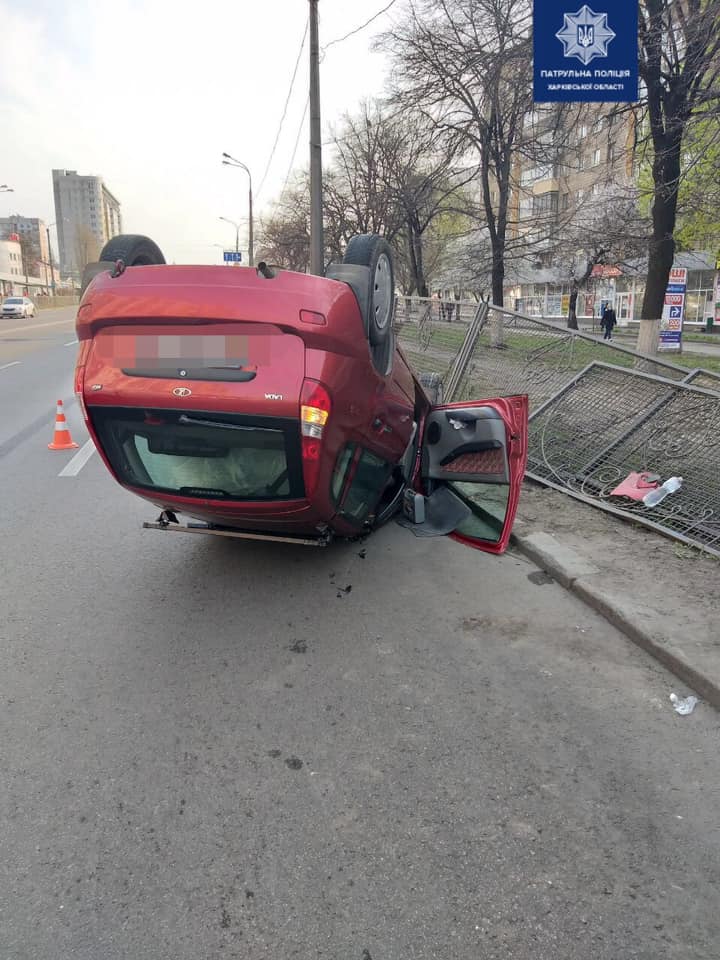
256,18,309,200
280,97,310,202
322,0,398,53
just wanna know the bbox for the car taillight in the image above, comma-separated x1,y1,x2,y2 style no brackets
74,340,91,423
300,379,331,495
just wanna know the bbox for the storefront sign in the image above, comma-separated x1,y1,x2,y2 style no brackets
533,0,639,102
659,267,687,351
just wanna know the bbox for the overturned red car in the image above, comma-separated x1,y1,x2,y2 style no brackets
74,233,528,552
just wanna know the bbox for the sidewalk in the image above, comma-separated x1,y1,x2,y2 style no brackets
511,481,720,709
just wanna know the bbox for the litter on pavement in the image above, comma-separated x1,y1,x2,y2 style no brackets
670,693,699,715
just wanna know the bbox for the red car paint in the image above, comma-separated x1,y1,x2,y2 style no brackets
75,264,528,551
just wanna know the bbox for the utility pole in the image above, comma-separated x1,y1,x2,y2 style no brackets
308,0,323,275
247,187,254,269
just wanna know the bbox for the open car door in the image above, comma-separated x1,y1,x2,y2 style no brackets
404,395,528,554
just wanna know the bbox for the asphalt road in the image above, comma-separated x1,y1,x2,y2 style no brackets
2,309,719,960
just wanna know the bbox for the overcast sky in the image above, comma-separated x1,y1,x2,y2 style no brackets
0,0,398,264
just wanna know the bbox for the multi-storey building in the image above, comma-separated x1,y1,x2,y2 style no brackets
507,105,641,320
52,169,122,279
0,216,50,276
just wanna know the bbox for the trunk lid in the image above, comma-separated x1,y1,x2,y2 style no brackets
82,321,305,421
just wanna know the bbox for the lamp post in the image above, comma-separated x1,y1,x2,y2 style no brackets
219,217,241,262
221,154,253,266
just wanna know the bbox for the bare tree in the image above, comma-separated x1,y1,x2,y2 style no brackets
634,0,720,355
551,189,648,329
73,226,101,280
260,101,474,292
381,0,560,306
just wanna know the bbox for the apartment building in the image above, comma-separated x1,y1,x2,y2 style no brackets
507,105,641,319
52,169,123,279
0,216,50,275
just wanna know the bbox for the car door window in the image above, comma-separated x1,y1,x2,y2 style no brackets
340,447,393,525
330,444,355,505
449,480,510,544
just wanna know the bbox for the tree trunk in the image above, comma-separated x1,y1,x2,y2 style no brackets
490,309,505,348
637,130,682,358
491,254,504,307
567,283,579,330
411,229,428,299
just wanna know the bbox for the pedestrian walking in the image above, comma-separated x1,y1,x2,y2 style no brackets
601,303,617,340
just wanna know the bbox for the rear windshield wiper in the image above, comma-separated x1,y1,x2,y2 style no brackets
178,415,279,433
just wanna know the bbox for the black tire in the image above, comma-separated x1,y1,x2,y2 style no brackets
419,372,444,404
343,235,395,347
80,234,166,298
98,234,166,267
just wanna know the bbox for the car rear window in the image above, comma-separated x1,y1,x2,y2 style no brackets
91,407,304,501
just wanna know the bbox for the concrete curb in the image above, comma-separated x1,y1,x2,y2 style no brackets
511,530,720,711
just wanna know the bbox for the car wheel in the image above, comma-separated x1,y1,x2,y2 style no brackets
343,235,395,347
97,234,166,268
419,372,444,404
80,234,166,298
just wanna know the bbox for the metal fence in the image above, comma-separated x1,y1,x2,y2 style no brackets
526,362,720,557
395,298,706,409
395,296,720,556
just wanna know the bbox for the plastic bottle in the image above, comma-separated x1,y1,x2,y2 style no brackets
642,476,683,507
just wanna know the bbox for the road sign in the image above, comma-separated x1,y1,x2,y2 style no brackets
659,265,687,351
223,251,242,263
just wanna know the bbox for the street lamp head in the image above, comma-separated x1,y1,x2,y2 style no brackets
222,152,231,159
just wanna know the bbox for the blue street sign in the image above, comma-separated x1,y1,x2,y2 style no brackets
223,251,242,263
666,283,686,294
668,305,682,320
534,0,639,102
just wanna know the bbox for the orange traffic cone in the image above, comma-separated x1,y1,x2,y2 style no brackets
48,399,79,450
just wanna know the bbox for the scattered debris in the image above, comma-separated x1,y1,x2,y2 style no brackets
285,756,303,770
268,749,282,758
289,639,307,654
336,584,352,598
670,693,699,715
643,476,683,508
357,548,367,559
610,471,660,501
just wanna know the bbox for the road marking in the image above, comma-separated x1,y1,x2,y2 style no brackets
0,361,21,371
0,317,77,336
64,339,79,346
58,439,96,477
